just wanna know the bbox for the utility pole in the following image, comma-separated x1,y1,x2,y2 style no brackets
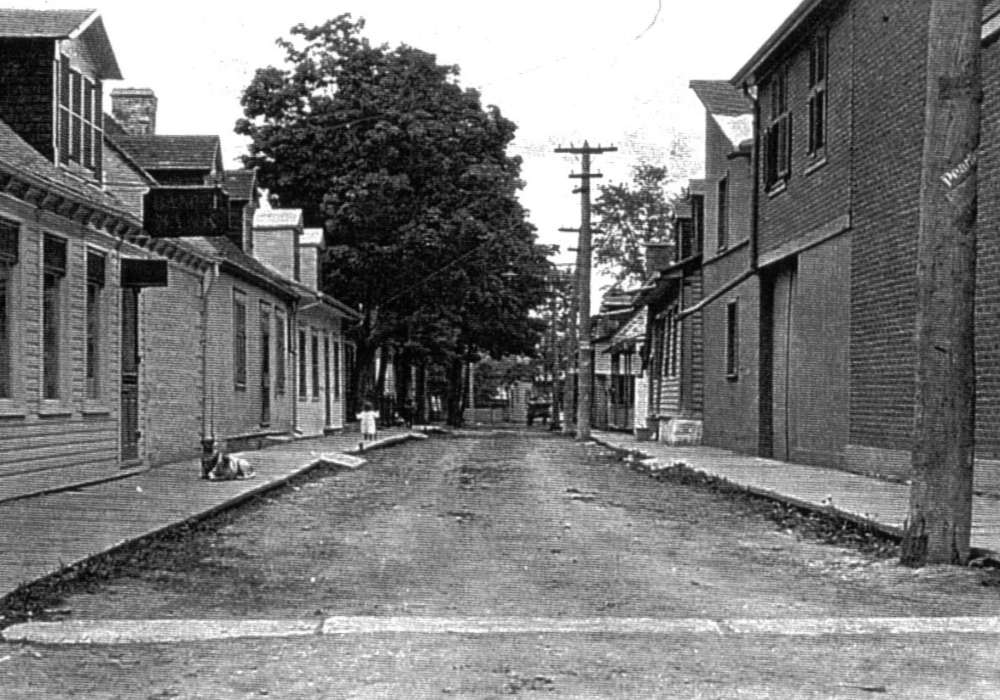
560,237,580,434
556,141,617,441
903,0,982,566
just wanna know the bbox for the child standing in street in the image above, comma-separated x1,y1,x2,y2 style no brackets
357,401,379,442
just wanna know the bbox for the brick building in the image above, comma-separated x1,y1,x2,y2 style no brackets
693,0,1000,491
683,81,757,454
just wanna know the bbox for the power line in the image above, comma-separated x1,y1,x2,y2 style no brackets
554,140,617,441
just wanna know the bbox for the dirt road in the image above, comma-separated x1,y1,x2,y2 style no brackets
3,431,1000,698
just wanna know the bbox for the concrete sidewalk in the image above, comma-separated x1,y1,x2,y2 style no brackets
592,431,1000,561
0,427,425,603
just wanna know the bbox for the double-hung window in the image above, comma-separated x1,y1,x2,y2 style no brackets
86,251,105,399
764,69,792,190
275,313,286,394
808,30,829,157
298,329,308,399
57,56,103,180
43,236,67,400
0,219,18,400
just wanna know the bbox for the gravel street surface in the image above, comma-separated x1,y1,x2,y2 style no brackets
3,430,1000,698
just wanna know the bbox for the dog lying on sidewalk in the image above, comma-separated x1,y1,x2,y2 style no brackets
200,437,256,481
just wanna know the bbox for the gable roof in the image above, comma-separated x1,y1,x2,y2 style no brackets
223,170,256,201
0,9,122,79
114,135,221,172
0,8,96,38
689,80,752,116
0,118,139,230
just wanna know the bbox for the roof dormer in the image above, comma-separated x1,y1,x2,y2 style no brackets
0,9,121,183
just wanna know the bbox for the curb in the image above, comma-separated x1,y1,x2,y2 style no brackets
0,465,150,506
589,437,1000,564
0,432,429,611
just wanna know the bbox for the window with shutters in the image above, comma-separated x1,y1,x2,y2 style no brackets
232,289,247,389
43,236,67,400
333,341,341,399
299,329,308,399
0,219,18,400
86,251,105,399
763,69,791,191
311,332,320,399
275,313,286,394
808,30,828,158
57,55,103,181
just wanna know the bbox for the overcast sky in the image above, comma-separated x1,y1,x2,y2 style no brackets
28,0,803,277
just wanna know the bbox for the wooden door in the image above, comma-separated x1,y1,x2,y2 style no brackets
121,288,140,461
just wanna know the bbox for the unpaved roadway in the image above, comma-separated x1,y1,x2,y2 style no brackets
3,431,1000,698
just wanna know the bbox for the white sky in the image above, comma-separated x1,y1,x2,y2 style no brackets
26,0,803,284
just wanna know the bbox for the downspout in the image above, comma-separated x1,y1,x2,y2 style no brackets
679,82,762,320
290,296,299,437
747,81,761,273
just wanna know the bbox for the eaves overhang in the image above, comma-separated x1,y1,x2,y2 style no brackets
731,0,835,86
737,0,1000,85
220,260,300,304
0,158,142,237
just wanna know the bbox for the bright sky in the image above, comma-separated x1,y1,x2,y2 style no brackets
27,0,803,281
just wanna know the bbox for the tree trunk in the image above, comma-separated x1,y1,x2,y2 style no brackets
902,0,981,567
415,362,428,424
446,356,465,427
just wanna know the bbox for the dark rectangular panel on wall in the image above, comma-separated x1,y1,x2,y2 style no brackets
144,186,233,238
121,258,168,288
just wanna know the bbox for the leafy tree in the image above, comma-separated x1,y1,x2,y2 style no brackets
592,164,676,289
236,15,550,421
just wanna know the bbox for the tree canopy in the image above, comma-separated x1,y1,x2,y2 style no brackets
591,164,676,289
237,15,551,421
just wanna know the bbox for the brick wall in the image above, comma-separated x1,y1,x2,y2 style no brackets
974,36,1000,463
756,5,853,256
702,247,760,455
848,0,929,451
300,244,320,290
254,227,299,282
140,263,206,465
203,275,294,446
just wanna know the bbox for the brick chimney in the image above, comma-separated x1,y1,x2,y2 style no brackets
110,88,157,135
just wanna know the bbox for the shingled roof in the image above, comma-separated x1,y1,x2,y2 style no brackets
689,80,752,116
0,118,139,230
114,135,222,172
0,8,95,38
0,9,122,79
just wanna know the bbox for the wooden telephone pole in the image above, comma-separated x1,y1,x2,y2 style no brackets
903,0,982,566
555,141,617,441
